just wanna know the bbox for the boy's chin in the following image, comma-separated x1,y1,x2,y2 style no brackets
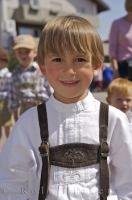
54,91,88,103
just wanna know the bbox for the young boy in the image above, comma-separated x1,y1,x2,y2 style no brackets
8,34,52,121
0,47,12,140
106,78,132,123
0,15,132,200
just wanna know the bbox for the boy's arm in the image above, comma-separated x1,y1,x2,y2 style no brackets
109,110,132,199
0,114,40,200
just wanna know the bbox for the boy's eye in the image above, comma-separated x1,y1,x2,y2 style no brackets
52,58,62,62
76,57,87,62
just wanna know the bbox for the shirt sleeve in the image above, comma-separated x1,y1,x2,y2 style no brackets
109,20,119,59
0,113,41,200
109,109,132,199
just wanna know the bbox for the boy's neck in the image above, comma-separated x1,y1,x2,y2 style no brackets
53,90,88,104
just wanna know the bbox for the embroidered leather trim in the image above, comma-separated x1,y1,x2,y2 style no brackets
50,143,100,168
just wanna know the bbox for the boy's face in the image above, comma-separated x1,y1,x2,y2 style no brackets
40,51,99,103
15,48,36,68
107,92,132,113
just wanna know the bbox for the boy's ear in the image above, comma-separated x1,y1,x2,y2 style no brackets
39,65,46,75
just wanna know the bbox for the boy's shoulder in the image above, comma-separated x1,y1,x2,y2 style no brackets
12,106,39,136
18,106,38,122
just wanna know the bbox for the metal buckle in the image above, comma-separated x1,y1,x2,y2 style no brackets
100,140,109,158
39,141,49,157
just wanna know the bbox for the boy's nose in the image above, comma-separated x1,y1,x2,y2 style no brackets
63,63,76,74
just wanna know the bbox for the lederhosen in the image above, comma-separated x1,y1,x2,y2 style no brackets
37,102,109,200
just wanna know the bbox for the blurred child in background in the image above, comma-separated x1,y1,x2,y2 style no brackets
8,34,52,121
106,78,132,124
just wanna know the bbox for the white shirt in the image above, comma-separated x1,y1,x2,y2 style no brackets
0,92,132,200
126,110,132,132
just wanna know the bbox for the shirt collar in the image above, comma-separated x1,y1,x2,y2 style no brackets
48,91,97,113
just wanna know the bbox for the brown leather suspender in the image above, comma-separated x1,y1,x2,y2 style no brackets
38,103,50,200
99,102,109,200
38,102,109,200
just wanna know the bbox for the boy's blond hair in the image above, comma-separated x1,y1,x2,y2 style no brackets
107,78,132,98
125,0,132,12
37,15,104,67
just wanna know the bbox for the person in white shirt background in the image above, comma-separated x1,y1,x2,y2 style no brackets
0,15,132,200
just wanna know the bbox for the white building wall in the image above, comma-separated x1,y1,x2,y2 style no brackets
39,0,76,13
38,0,98,26
68,0,97,15
39,0,97,15
6,0,19,9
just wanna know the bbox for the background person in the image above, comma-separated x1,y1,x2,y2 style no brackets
106,78,132,125
8,34,52,121
109,0,132,80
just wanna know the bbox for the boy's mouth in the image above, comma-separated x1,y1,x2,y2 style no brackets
59,80,80,86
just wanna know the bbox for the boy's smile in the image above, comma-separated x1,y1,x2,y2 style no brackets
59,79,80,87
40,52,97,103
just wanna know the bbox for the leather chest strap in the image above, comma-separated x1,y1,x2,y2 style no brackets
50,143,100,168
99,102,109,200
